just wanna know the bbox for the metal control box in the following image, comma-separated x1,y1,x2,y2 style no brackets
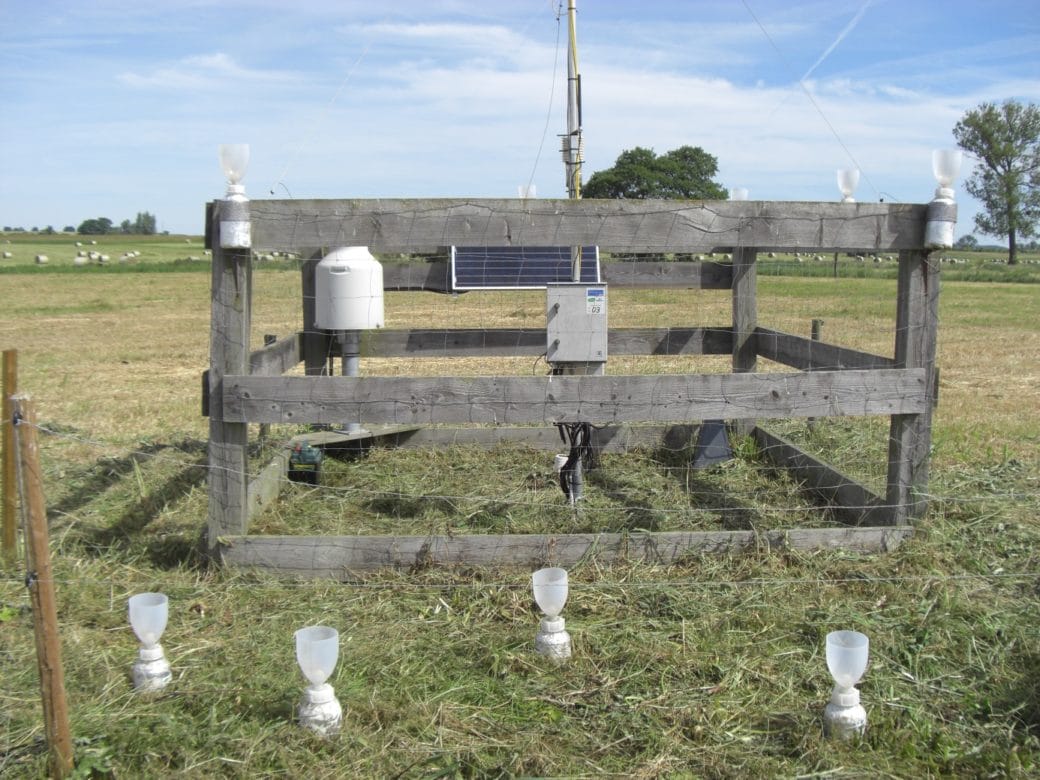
546,283,608,364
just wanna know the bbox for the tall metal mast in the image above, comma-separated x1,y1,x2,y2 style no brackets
562,0,584,280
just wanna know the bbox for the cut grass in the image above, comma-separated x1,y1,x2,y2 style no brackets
254,440,841,538
0,255,1038,777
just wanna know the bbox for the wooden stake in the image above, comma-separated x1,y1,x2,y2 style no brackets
12,394,74,778
2,349,17,562
808,320,823,430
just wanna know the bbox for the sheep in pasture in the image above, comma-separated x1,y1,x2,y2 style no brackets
35,254,49,264
73,256,88,267
1,251,12,259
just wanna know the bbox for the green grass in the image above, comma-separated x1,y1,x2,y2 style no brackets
1,254,1039,777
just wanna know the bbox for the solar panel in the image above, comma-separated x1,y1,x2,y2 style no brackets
451,246,600,291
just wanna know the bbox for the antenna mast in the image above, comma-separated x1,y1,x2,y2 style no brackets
562,0,584,279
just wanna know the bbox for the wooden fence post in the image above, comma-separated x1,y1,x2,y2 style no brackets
207,201,252,550
731,247,758,436
886,250,939,522
12,394,74,778
301,256,330,377
2,348,17,562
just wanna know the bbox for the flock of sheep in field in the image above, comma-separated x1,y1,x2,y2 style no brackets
0,239,1032,267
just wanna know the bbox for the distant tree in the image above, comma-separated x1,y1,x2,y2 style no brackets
953,100,1040,265
954,234,978,250
120,219,133,234
63,225,75,233
43,225,55,234
78,217,113,235
583,145,727,200
133,211,157,235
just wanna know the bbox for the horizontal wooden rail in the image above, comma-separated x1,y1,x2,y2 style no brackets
222,368,929,425
375,260,734,292
249,333,302,376
755,328,894,371
216,526,914,575
359,327,733,358
247,198,928,254
370,423,701,452
752,426,894,526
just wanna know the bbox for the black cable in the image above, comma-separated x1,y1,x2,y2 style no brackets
555,421,597,501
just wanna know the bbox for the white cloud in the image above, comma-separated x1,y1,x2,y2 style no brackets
118,52,300,90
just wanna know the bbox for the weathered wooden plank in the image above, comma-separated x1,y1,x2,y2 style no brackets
731,247,758,436
249,333,302,376
300,257,330,377
359,327,732,358
755,328,894,371
217,526,914,575
752,426,894,526
208,202,252,544
381,424,698,452
250,199,928,254
223,369,929,425
382,261,452,292
380,260,733,292
609,327,732,356
886,250,940,522
247,447,289,524
602,261,732,289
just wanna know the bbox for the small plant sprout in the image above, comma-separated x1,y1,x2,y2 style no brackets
128,593,172,692
837,169,860,203
925,149,963,249
532,567,571,662
295,625,343,737
823,630,869,739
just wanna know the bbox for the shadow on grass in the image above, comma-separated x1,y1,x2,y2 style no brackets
654,441,762,530
993,650,1040,738
46,438,209,568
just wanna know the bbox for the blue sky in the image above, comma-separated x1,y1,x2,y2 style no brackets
1,0,1037,238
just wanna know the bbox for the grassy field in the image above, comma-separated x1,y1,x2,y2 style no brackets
0,243,1038,777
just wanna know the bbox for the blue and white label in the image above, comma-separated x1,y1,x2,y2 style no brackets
585,288,606,315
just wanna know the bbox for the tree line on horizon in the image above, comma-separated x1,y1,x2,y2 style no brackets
77,212,158,236
2,212,161,236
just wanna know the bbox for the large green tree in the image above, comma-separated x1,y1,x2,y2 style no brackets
953,100,1040,265
583,145,727,200
77,217,113,235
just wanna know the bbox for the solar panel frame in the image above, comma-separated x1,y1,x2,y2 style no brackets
450,245,600,291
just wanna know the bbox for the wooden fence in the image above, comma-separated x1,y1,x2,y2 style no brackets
204,198,940,576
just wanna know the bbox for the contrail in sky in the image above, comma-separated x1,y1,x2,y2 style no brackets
800,0,873,82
